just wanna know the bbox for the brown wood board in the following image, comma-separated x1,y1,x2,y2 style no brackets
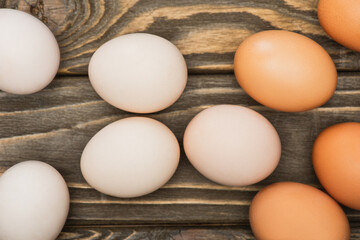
0,74,358,227
57,225,360,240
1,0,360,74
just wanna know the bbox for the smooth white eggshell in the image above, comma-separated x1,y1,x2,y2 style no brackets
0,9,60,94
81,117,180,198
183,105,281,186
88,33,188,113
0,161,69,240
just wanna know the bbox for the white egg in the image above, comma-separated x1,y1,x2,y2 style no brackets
183,105,281,186
0,9,60,94
81,117,180,198
88,33,188,113
0,161,69,240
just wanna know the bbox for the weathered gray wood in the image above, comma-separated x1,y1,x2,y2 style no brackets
1,0,360,236
58,226,256,240
0,73,358,225
1,0,360,74
57,225,360,240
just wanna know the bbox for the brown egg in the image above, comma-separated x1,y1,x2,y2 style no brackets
250,182,350,240
313,122,360,210
234,30,337,112
318,0,360,52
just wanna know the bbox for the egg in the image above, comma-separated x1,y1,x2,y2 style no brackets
183,105,281,186
250,182,350,240
313,122,360,210
0,161,69,240
88,33,188,113
81,117,180,198
234,30,337,112
0,9,60,94
318,0,360,52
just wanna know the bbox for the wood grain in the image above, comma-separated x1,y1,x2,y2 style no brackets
0,73,358,225
1,0,360,74
58,225,256,240
57,225,360,240
1,0,360,236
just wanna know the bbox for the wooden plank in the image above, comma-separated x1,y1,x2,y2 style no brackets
1,0,360,74
58,225,360,240
0,73,358,225
58,225,256,240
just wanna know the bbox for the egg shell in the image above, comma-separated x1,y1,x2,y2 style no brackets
234,30,337,112
81,117,180,198
183,105,281,186
88,33,188,114
313,122,360,210
0,161,69,240
0,9,60,94
250,182,350,240
318,0,360,52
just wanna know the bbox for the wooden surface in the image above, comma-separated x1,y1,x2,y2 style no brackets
1,0,360,74
58,225,360,240
56,225,360,240
0,0,360,239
